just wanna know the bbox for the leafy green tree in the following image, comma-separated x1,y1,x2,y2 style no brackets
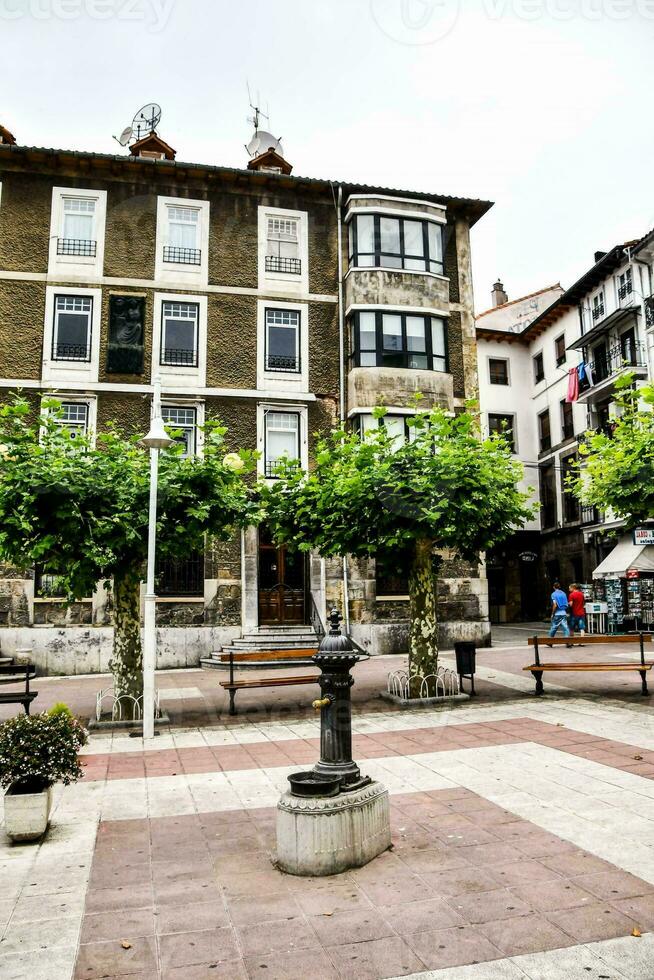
572,378,654,524
0,396,260,714
263,405,532,690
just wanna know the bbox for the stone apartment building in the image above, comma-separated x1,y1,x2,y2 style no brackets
476,233,654,623
0,120,492,672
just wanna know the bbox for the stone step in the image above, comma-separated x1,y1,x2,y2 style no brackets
0,657,15,667
201,656,316,671
227,640,319,652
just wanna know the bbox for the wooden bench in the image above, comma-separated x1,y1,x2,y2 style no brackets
0,662,38,714
523,633,653,696
220,649,320,715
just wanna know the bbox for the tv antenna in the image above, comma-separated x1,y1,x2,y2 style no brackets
245,84,283,159
113,103,162,148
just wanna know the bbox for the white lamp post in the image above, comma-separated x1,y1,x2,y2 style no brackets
140,377,174,739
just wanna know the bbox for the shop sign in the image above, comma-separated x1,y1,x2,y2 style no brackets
518,551,538,562
585,602,608,614
633,528,654,546
626,568,640,580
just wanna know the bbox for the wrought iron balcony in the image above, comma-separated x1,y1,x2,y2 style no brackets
52,342,91,362
618,280,633,301
161,348,198,367
265,353,300,373
588,342,646,385
645,296,654,329
592,303,605,321
265,255,302,275
57,238,97,257
581,505,604,525
163,246,201,265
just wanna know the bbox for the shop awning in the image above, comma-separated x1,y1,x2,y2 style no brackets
593,534,654,579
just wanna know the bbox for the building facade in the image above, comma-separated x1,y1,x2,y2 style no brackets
0,126,492,672
476,236,654,623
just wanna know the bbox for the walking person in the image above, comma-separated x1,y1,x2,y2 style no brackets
568,583,587,636
548,581,571,640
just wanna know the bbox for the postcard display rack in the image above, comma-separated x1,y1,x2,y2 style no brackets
626,577,654,629
604,579,625,633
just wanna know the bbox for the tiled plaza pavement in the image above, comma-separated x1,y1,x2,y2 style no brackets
2,642,654,978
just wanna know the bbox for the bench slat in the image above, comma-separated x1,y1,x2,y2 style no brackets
523,663,652,672
219,649,317,663
0,692,38,702
528,634,652,646
220,675,319,691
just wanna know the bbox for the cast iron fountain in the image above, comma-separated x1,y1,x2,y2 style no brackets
276,608,391,876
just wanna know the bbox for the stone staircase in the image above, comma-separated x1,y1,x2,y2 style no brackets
200,625,320,670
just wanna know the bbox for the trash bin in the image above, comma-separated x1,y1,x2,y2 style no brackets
454,641,476,696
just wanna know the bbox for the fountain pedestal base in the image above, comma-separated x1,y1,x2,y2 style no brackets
276,781,391,877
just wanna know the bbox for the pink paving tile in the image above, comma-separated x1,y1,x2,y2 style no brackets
163,962,247,980
80,909,156,944
448,887,532,924
477,912,576,955
545,902,641,942
405,925,502,971
244,946,339,980
509,878,598,912
572,870,654,902
156,900,231,934
378,897,466,935
75,937,158,979
327,935,427,979
158,927,240,971
235,916,318,957
308,907,395,946
614,893,654,930
420,866,503,898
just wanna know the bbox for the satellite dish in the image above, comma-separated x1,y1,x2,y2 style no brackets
132,103,162,140
117,126,133,147
247,129,283,159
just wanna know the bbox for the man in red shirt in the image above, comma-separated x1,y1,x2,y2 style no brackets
568,584,586,636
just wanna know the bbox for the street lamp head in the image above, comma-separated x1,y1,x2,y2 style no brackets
140,416,175,450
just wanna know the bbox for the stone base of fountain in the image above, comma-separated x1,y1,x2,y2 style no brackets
276,781,391,877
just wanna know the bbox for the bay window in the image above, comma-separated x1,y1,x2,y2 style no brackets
348,214,444,275
351,310,448,372
265,309,300,372
161,301,199,366
264,411,300,477
52,295,93,361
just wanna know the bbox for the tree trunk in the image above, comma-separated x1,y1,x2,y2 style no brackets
109,565,143,719
408,538,439,696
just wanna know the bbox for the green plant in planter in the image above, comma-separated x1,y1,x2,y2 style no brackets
0,709,88,795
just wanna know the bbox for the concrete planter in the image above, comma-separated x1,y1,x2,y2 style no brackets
3,784,53,842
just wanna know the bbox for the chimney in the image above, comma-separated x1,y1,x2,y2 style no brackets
0,124,16,145
594,250,607,264
491,279,508,307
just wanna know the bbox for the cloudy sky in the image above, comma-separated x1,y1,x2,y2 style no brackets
2,0,653,309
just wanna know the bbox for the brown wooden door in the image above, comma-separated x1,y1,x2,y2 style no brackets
258,530,305,625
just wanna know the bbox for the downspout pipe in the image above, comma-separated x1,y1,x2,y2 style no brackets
335,184,350,632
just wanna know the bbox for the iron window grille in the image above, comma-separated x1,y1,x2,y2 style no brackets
348,213,444,276
581,505,603,525
163,246,201,265
592,294,605,320
488,414,516,453
533,352,545,383
489,358,509,385
538,410,551,452
57,238,97,257
156,553,204,597
350,310,448,373
34,567,68,599
52,295,93,362
264,410,300,477
646,296,654,329
618,280,632,300
265,308,301,373
161,301,199,368
162,406,197,456
265,255,301,275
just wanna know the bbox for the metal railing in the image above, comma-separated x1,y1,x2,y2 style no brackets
618,281,633,301
161,348,198,367
57,238,96,257
156,554,204,597
163,246,201,265
588,342,646,384
592,303,605,321
52,342,91,362
581,505,603,525
265,353,300,373
645,296,654,329
265,255,301,275
309,594,326,642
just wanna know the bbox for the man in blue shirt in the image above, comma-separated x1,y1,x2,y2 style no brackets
549,581,571,638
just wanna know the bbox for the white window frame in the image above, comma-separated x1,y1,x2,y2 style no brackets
42,286,102,384
48,187,107,278
258,205,309,295
161,401,205,457
151,292,207,387
487,355,511,386
257,402,308,479
155,196,209,285
41,395,97,447
256,299,309,391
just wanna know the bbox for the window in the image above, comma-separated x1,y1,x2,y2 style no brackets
488,413,515,453
161,301,199,366
58,197,96,256
539,462,557,529
617,267,632,301
592,291,605,321
264,411,300,477
351,310,448,372
489,358,509,385
52,295,93,361
348,214,444,275
156,551,204,597
533,351,544,383
53,402,89,440
560,399,574,440
538,409,551,452
265,309,300,372
34,567,68,599
561,453,580,523
376,545,412,597
162,406,197,457
355,414,416,446
554,334,566,367
265,217,301,275
163,205,201,265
